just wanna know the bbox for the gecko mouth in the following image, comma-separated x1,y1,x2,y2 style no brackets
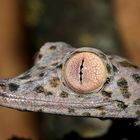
0,91,118,110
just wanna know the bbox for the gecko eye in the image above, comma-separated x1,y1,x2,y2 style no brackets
63,51,108,93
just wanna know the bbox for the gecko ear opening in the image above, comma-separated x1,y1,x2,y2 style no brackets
61,47,114,94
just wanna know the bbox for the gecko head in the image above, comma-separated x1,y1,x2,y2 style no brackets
62,47,113,94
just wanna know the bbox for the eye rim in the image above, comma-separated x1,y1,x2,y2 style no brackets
61,47,114,94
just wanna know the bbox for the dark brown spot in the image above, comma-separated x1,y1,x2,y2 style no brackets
0,92,9,97
45,91,53,95
113,65,118,73
117,78,128,88
37,66,46,70
38,54,42,59
37,109,43,112
19,74,31,80
51,62,59,67
56,63,62,69
60,92,68,98
116,100,128,109
25,81,34,84
136,110,140,116
104,77,111,86
76,94,83,98
62,82,66,87
50,45,56,50
50,77,60,87
136,110,140,117
39,73,45,77
132,74,140,84
82,112,91,116
34,86,44,93
68,107,75,113
106,64,111,74
117,78,131,98
134,98,140,105
8,83,19,91
120,89,131,98
101,90,112,98
100,111,106,116
119,61,139,69
95,106,105,110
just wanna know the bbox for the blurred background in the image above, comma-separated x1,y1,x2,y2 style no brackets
0,0,140,140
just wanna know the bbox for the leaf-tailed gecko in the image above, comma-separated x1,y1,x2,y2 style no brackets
0,42,139,124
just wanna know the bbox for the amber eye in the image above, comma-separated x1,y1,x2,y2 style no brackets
63,52,107,93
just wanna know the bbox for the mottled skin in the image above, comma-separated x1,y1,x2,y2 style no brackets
0,42,140,124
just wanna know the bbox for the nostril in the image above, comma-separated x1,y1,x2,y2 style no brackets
34,52,43,64
0,81,7,91
63,51,108,94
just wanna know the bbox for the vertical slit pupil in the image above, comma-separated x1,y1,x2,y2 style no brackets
79,59,84,84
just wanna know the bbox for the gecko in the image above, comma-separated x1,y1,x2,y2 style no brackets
0,42,139,125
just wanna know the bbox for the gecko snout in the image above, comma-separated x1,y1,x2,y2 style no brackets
63,48,111,94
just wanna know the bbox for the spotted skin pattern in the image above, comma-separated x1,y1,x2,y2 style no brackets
0,42,139,125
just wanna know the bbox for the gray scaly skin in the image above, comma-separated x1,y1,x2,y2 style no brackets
0,42,140,124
